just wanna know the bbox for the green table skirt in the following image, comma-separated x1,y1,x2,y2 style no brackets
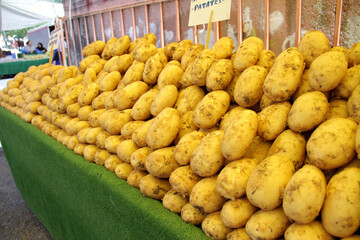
0,58,49,75
0,106,209,240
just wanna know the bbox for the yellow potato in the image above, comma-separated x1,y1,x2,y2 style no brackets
82,40,106,57
64,117,80,135
133,43,157,63
78,106,93,121
83,145,100,162
246,155,295,210
245,207,290,240
110,54,134,73
190,49,216,86
114,81,148,110
257,102,291,140
211,37,235,59
348,41,360,67
219,106,245,131
91,91,112,110
116,139,139,163
220,197,258,228
325,98,349,120
130,147,152,171
234,65,267,107
71,120,91,136
94,149,111,166
181,43,204,71
173,39,193,61
66,102,81,118
298,30,331,67
99,71,121,92
202,211,232,240
256,49,276,72
169,165,201,198
132,119,154,147
98,109,120,130
356,125,360,159
233,37,263,72
174,110,198,144
111,35,131,56
162,189,189,213
103,56,119,72
104,154,123,172
179,63,194,87
175,85,205,117
308,51,348,92
157,64,183,89
285,221,335,240
105,135,125,154
181,203,207,225
131,89,158,120
88,109,106,127
145,147,179,178
121,61,145,85
95,131,111,149
105,111,132,135
193,90,230,129
79,55,100,72
139,174,171,200
222,109,257,160
267,129,306,170
146,107,180,150
150,85,178,117
263,47,305,101
333,65,360,99
242,136,272,164
348,85,360,123
143,52,167,85
216,159,258,200
121,121,144,139
127,169,147,188
206,59,234,91
164,42,179,60
78,83,100,106
307,118,357,170
101,37,117,60
77,127,92,143
25,101,42,114
104,89,119,110
115,163,133,180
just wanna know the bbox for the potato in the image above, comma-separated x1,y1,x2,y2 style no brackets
25,101,42,114
78,83,100,106
116,139,139,163
31,115,45,128
114,163,133,180
308,51,348,92
255,49,276,72
98,109,119,130
190,176,225,213
65,117,80,135
325,98,348,120
143,52,167,85
168,165,201,198
145,147,178,178
205,59,234,92
110,54,134,73
77,127,92,143
132,119,154,147
218,106,244,131
121,61,145,86
94,149,111,165
121,121,144,139
172,131,204,166
179,63,194,87
349,41,360,67
85,127,102,144
180,43,204,71
100,37,117,59
245,207,291,240
263,47,304,101
322,165,360,237
202,211,231,240
221,197,258,228
104,135,124,154
267,129,306,170
334,65,360,99
190,49,216,86
348,85,360,123
157,64,183,89
234,65,267,107
150,85,178,117
162,189,189,213
227,228,251,240
59,115,72,129
211,37,234,59
288,91,329,132
133,43,157,63
83,145,100,162
285,221,335,240
341,236,360,240
242,136,272,164
104,154,123,172
91,91,112,110
175,85,205,117
298,30,331,68
95,131,111,149
246,155,295,210
189,130,224,177
78,106,93,121
216,159,258,200
163,42,179,59
307,118,357,170
88,59,107,75
283,164,326,224
111,35,131,56
139,174,171,200
233,37,263,72
222,109,257,160
114,81,148,110
82,67,97,85
126,169,147,188
103,56,119,72
146,107,180,150
129,147,151,171
70,120,91,136
105,111,132,135
88,109,106,127
82,40,106,56
173,39,193,61
356,125,360,159
193,90,230,129
99,71,121,92
131,89,158,120
257,102,291,140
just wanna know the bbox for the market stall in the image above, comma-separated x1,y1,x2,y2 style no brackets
0,57,49,76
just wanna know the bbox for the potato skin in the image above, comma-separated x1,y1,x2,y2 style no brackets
285,221,335,240
216,159,258,200
121,61,145,85
190,130,224,177
146,107,180,150
101,37,117,60
348,41,360,67
162,189,189,213
222,109,257,161
169,165,201,198
307,118,357,170
348,85,360,123
181,43,204,71
233,37,263,72
206,59,234,91
173,39,193,61
193,90,230,129
132,119,154,147
263,47,305,101
308,51,348,92
174,131,205,166
298,30,331,68
181,203,207,225
333,65,360,99
242,136,272,164
78,83,100,106
99,71,121,92
325,98,349,120
82,40,106,57
190,176,225,213
133,43,157,63
145,147,179,178
246,207,290,240
150,85,178,117
220,197,258,228
202,211,231,240
211,37,234,59
110,54,134,73
114,81,148,110
190,49,216,86
283,164,326,224
143,52,167,85
79,55,100,72
256,49,276,72
227,228,251,240
131,89,158,121
234,65,267,107
111,35,131,56
288,91,329,132
139,174,171,200
175,85,205,117
246,155,295,210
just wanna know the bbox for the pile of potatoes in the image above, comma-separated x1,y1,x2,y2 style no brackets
1,30,360,240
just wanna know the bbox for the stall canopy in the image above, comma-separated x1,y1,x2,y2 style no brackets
0,0,64,31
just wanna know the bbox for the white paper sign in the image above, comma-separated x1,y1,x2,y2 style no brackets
188,0,231,27
47,28,61,50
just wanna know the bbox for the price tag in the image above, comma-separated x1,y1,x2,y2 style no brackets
188,0,231,27
47,28,61,51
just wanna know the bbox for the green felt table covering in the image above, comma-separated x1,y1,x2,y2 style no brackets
0,58,49,75
0,106,209,240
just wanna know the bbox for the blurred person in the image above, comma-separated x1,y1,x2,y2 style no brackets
35,42,47,54
24,40,35,53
